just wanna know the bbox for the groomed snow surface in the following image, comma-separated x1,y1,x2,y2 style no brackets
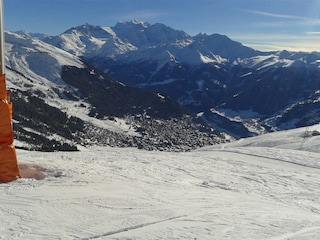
1,124,320,240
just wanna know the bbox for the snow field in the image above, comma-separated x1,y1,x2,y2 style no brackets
1,125,320,239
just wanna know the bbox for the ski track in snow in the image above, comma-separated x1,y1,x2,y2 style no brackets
1,126,320,239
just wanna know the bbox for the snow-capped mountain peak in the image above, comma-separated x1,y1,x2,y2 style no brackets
114,19,150,32
5,31,84,83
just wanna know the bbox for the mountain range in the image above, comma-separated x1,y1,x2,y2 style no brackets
42,20,320,137
5,20,320,150
5,28,223,151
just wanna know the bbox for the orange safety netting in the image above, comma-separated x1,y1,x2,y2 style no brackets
0,74,20,183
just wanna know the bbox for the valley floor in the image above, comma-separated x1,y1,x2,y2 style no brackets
1,125,320,240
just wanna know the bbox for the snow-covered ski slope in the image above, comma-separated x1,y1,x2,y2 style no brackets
1,124,320,240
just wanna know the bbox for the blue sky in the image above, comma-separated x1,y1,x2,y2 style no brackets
4,0,320,52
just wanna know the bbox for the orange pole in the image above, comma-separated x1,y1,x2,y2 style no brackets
0,75,20,182
0,0,20,182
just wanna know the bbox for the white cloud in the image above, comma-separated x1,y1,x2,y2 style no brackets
244,10,309,20
228,33,320,52
243,9,320,27
306,31,320,35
